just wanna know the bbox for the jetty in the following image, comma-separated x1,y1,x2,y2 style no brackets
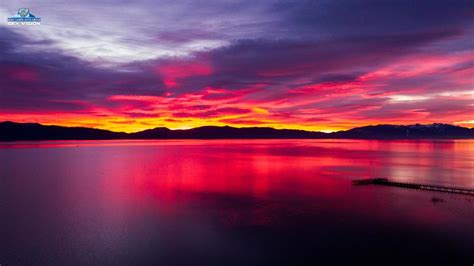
352,178,474,196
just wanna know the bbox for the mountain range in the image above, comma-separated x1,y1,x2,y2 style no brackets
0,121,473,141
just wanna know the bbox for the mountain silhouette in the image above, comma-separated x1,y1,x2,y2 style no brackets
0,121,473,141
0,121,126,141
333,123,474,139
133,126,327,139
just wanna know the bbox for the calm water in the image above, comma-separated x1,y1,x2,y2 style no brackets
1,139,473,265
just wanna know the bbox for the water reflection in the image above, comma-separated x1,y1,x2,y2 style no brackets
1,139,473,265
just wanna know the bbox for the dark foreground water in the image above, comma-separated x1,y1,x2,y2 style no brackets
1,139,473,265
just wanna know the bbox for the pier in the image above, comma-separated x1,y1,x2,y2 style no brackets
352,178,474,196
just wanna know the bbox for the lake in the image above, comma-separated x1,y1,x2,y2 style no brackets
1,139,473,265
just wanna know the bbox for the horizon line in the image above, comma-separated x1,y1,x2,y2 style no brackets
1,120,473,134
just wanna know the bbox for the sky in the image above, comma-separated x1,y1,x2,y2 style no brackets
0,0,473,132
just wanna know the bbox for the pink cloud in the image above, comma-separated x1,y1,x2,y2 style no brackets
155,60,213,88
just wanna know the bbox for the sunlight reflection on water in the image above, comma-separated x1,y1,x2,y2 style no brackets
1,139,473,265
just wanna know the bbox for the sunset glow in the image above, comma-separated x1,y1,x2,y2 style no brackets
1,1,473,132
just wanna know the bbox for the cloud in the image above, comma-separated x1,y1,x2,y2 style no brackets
0,0,473,131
